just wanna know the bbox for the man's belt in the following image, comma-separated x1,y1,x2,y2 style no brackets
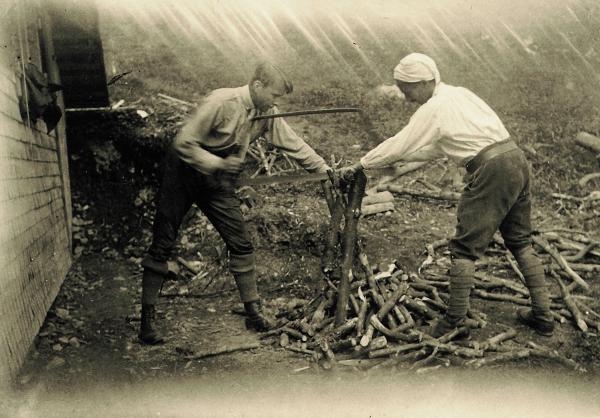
465,139,519,174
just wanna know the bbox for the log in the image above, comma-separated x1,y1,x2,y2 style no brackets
368,343,424,359
375,283,409,320
369,315,413,340
563,243,598,262
322,194,345,274
329,317,358,340
330,337,358,352
367,336,389,352
526,341,586,372
281,327,308,342
284,346,319,357
356,298,369,336
317,339,336,364
188,342,260,359
552,272,589,332
466,349,530,369
382,185,461,201
396,305,415,326
542,233,600,258
422,340,483,358
366,161,427,195
579,172,600,187
404,297,436,320
349,294,360,316
551,192,600,203
314,317,334,333
360,324,375,347
474,272,529,296
335,171,367,325
568,263,600,273
361,202,395,217
410,347,440,370
471,289,530,305
362,191,394,205
438,326,471,343
575,131,600,154
558,308,600,331
157,93,195,107
480,328,517,350
532,235,590,291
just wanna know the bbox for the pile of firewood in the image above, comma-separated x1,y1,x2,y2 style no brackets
263,250,591,373
259,175,598,373
246,137,301,177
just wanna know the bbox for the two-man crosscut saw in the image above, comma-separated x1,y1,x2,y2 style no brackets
238,171,333,186
237,168,390,186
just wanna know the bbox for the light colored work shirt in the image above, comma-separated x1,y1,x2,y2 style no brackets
173,85,329,175
360,82,510,169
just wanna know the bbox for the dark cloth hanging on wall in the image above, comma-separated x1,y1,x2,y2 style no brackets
19,62,63,134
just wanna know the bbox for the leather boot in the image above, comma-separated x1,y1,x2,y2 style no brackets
244,300,277,332
140,304,164,345
516,308,554,337
139,267,166,344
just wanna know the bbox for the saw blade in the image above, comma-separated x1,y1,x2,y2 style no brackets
237,171,330,186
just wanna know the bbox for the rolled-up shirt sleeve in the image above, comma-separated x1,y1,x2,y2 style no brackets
173,100,224,175
360,101,443,169
267,116,329,173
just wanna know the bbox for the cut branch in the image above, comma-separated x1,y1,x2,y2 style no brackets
531,235,590,291
381,185,460,201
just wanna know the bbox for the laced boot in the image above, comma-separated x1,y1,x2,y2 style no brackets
139,265,166,344
244,300,277,332
516,308,554,337
139,304,164,344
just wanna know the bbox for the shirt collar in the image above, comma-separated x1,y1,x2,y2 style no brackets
239,85,256,111
432,81,446,97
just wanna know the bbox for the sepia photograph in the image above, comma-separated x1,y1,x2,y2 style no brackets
1,0,599,416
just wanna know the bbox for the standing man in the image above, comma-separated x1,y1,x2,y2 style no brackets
340,53,554,338
139,62,330,344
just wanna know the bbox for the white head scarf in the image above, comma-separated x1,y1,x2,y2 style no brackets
393,53,440,85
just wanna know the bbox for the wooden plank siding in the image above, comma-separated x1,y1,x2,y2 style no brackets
0,1,72,385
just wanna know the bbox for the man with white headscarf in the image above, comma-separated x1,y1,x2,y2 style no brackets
340,53,554,338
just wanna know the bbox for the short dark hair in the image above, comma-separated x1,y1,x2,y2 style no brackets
251,62,293,94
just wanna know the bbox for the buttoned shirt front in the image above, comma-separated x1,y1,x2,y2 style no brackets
174,85,329,175
360,82,510,169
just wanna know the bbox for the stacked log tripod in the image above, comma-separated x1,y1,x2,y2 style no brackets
321,171,368,326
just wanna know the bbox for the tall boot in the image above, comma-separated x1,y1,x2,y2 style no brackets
431,258,474,338
513,247,554,336
139,268,165,344
233,270,276,332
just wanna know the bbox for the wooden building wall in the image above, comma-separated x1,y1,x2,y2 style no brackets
0,1,72,384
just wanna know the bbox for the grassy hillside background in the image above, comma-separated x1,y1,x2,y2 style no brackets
96,0,600,195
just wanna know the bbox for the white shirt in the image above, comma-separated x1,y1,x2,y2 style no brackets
360,83,510,169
